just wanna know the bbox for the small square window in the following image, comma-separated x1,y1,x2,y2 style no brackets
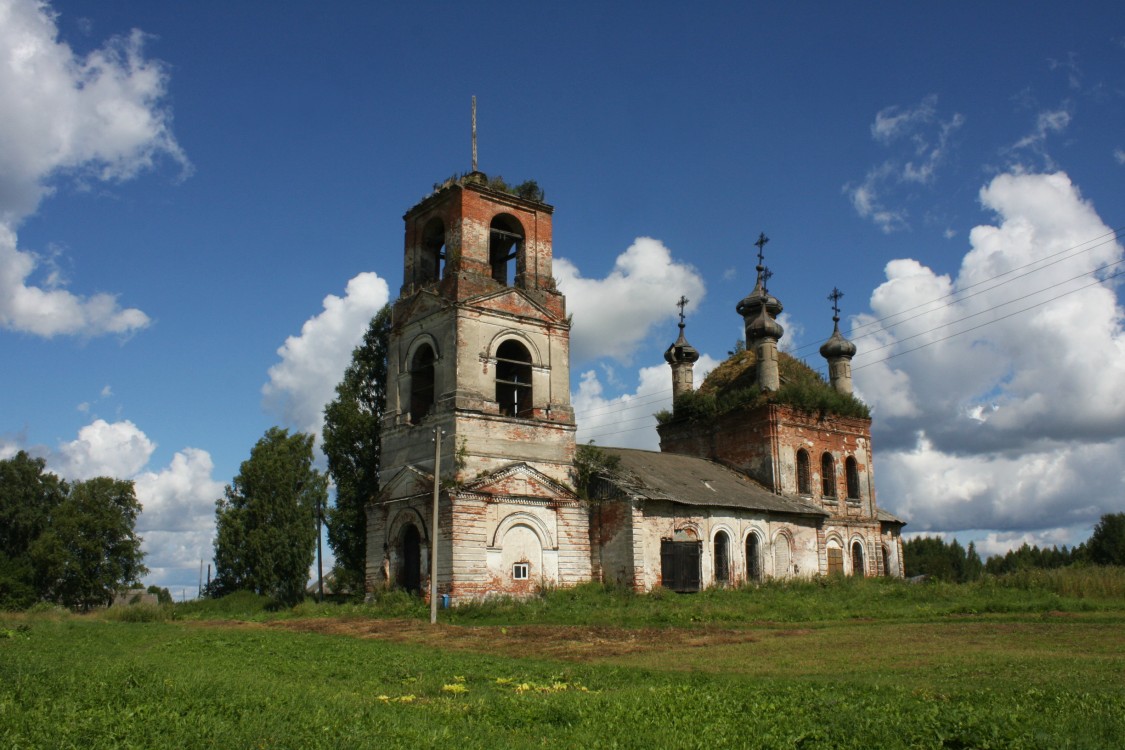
513,562,529,580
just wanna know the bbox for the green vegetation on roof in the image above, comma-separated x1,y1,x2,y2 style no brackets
433,173,546,203
656,346,870,424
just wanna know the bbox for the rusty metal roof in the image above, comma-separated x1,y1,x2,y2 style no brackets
598,447,828,518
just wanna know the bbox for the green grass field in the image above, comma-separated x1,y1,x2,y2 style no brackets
3,572,1124,748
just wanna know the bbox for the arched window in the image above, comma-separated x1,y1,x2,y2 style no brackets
418,217,446,285
714,531,730,583
821,453,836,497
495,340,532,417
879,544,890,576
409,344,435,424
845,457,860,500
796,449,811,495
745,534,761,583
489,215,524,286
851,541,865,577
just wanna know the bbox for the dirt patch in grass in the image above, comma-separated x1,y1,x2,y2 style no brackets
269,618,758,661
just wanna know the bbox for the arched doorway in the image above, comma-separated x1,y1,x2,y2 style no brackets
399,524,422,593
851,541,865,577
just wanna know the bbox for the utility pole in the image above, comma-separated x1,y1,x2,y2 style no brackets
431,426,444,625
316,491,324,603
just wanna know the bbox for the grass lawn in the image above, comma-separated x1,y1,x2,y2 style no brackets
2,573,1123,748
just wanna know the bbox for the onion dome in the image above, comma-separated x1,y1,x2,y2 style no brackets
820,288,856,359
746,300,784,341
665,324,700,364
819,319,857,359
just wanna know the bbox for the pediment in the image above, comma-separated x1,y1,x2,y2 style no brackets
462,462,576,502
374,464,433,503
468,288,556,323
398,289,447,322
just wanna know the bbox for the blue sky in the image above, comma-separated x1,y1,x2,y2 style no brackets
3,0,1124,596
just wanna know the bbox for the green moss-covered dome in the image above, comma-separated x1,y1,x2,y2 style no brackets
657,347,870,424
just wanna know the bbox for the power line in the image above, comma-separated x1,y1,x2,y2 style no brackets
568,226,1124,431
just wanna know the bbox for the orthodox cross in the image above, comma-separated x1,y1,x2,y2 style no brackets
471,95,478,171
754,232,770,266
676,295,689,328
828,287,844,320
761,266,773,293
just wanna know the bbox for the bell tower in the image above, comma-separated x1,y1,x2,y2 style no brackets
380,171,576,486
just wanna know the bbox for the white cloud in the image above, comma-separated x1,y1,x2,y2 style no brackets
557,237,706,365
853,171,1125,536
0,0,185,338
1115,147,1125,166
1007,106,1071,168
262,272,391,439
0,223,151,336
55,418,155,480
574,354,720,450
133,447,225,587
847,96,963,232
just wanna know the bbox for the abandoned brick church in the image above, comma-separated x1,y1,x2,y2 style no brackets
365,170,905,601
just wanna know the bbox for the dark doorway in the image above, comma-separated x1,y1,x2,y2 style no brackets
399,524,422,593
661,540,701,593
746,534,762,583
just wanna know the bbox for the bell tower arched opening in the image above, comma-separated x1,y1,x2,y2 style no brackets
495,340,533,417
409,344,435,424
489,214,524,287
418,217,446,286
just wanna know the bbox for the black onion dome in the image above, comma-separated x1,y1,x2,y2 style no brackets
819,321,857,359
665,328,700,364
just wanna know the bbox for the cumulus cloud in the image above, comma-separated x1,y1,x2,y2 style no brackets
556,237,706,365
852,171,1125,539
55,418,155,480
262,272,391,439
133,447,225,589
1115,147,1125,165
0,0,185,337
846,95,964,232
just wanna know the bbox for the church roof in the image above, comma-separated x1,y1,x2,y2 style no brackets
597,447,828,518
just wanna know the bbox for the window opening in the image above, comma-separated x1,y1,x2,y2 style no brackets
714,531,730,583
409,344,435,424
796,449,811,495
495,340,532,417
419,218,446,285
489,215,524,286
512,562,529,580
845,457,860,500
821,453,836,497
746,534,761,583
880,544,891,576
827,547,844,576
851,541,865,576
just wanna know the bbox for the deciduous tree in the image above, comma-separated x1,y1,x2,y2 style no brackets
1,455,146,610
29,477,147,610
213,427,327,604
322,306,391,595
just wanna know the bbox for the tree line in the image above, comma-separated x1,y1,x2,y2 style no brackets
904,513,1125,582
